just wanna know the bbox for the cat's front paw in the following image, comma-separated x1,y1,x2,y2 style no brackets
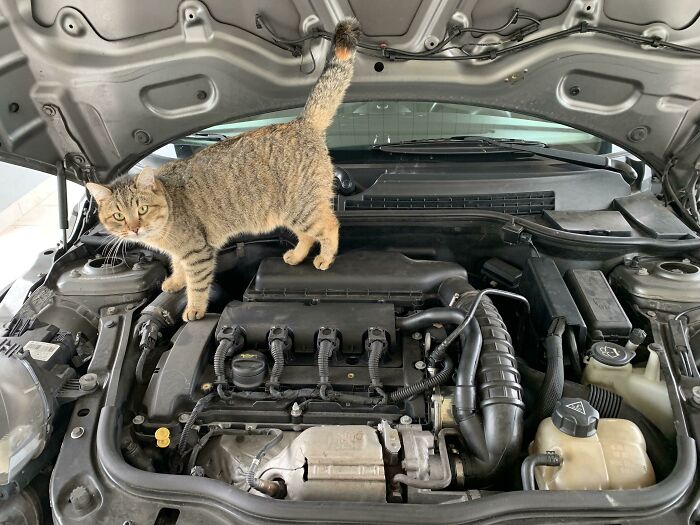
283,249,305,266
313,254,334,271
183,304,207,322
161,275,186,293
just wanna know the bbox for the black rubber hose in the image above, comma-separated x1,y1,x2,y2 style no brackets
438,277,525,484
452,319,488,459
389,356,454,402
534,319,566,422
564,327,582,380
521,452,562,490
396,308,466,331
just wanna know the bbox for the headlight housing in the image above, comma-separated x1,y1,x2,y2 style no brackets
0,356,51,486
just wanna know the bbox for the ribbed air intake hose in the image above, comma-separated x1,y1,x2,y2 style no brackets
438,277,525,485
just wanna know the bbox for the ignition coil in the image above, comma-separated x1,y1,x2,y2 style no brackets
316,327,340,400
267,326,291,397
366,328,388,399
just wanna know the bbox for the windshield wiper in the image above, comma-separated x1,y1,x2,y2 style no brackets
373,136,638,186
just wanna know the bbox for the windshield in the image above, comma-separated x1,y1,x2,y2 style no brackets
155,101,612,160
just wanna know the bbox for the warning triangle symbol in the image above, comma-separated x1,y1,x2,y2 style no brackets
566,401,586,415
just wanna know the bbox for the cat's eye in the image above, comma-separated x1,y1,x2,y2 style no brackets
113,212,125,221
138,205,149,215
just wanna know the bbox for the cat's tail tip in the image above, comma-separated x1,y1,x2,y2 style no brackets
333,18,361,61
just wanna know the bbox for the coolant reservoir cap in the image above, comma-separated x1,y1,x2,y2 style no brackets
589,341,635,367
552,398,599,437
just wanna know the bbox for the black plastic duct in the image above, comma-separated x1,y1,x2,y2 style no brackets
438,277,525,485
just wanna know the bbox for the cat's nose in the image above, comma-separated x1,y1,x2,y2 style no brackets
130,226,139,234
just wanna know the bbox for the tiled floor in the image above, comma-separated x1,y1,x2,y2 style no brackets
0,180,85,291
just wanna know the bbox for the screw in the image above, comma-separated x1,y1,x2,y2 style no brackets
569,86,581,96
692,386,700,405
637,267,649,276
132,262,143,271
399,415,412,425
42,104,56,117
347,372,355,379
107,307,116,314
70,269,81,277
69,486,92,512
412,332,422,340
105,320,116,328
414,360,427,370
132,415,145,425
178,413,190,424
8,102,19,113
79,373,98,392
647,311,657,318
201,382,213,393
196,90,207,100
628,126,649,143
71,426,85,439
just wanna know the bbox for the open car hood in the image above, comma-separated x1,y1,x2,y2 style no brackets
1,0,700,185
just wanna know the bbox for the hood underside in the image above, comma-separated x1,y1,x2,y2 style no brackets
1,0,700,183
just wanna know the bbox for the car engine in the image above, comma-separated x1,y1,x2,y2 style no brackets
2,237,694,520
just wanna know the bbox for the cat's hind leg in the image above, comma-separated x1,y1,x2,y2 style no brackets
283,229,315,265
307,206,339,271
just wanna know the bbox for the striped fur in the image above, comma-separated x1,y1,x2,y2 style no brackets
86,19,360,321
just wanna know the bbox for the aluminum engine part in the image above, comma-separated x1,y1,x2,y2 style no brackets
399,426,444,483
260,426,386,501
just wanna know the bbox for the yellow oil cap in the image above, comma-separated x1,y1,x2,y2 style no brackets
155,427,170,448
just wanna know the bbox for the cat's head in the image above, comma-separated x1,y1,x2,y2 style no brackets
86,168,169,241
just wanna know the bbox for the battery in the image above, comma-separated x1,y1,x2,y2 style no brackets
565,269,632,338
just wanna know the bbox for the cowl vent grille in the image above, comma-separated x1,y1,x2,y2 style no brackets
344,191,555,215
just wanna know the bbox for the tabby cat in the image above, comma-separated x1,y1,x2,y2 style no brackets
86,19,360,321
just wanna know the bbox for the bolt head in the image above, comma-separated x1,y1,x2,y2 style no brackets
647,311,657,318
637,267,649,276
105,320,116,328
70,269,81,277
347,372,355,379
132,415,145,425
399,415,412,425
414,360,427,370
42,104,56,116
692,386,700,404
70,426,85,439
178,413,190,423
79,373,98,392
412,332,422,340
201,382,213,393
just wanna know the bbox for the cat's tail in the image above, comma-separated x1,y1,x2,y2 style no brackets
301,18,361,132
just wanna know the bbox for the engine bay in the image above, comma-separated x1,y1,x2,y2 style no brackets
2,224,699,522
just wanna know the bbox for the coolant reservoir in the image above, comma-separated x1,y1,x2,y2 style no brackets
532,398,655,490
581,341,673,437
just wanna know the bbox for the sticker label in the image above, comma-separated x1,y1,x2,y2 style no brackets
566,401,587,415
24,340,60,362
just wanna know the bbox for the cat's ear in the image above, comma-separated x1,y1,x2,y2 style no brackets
135,167,159,191
86,183,112,204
